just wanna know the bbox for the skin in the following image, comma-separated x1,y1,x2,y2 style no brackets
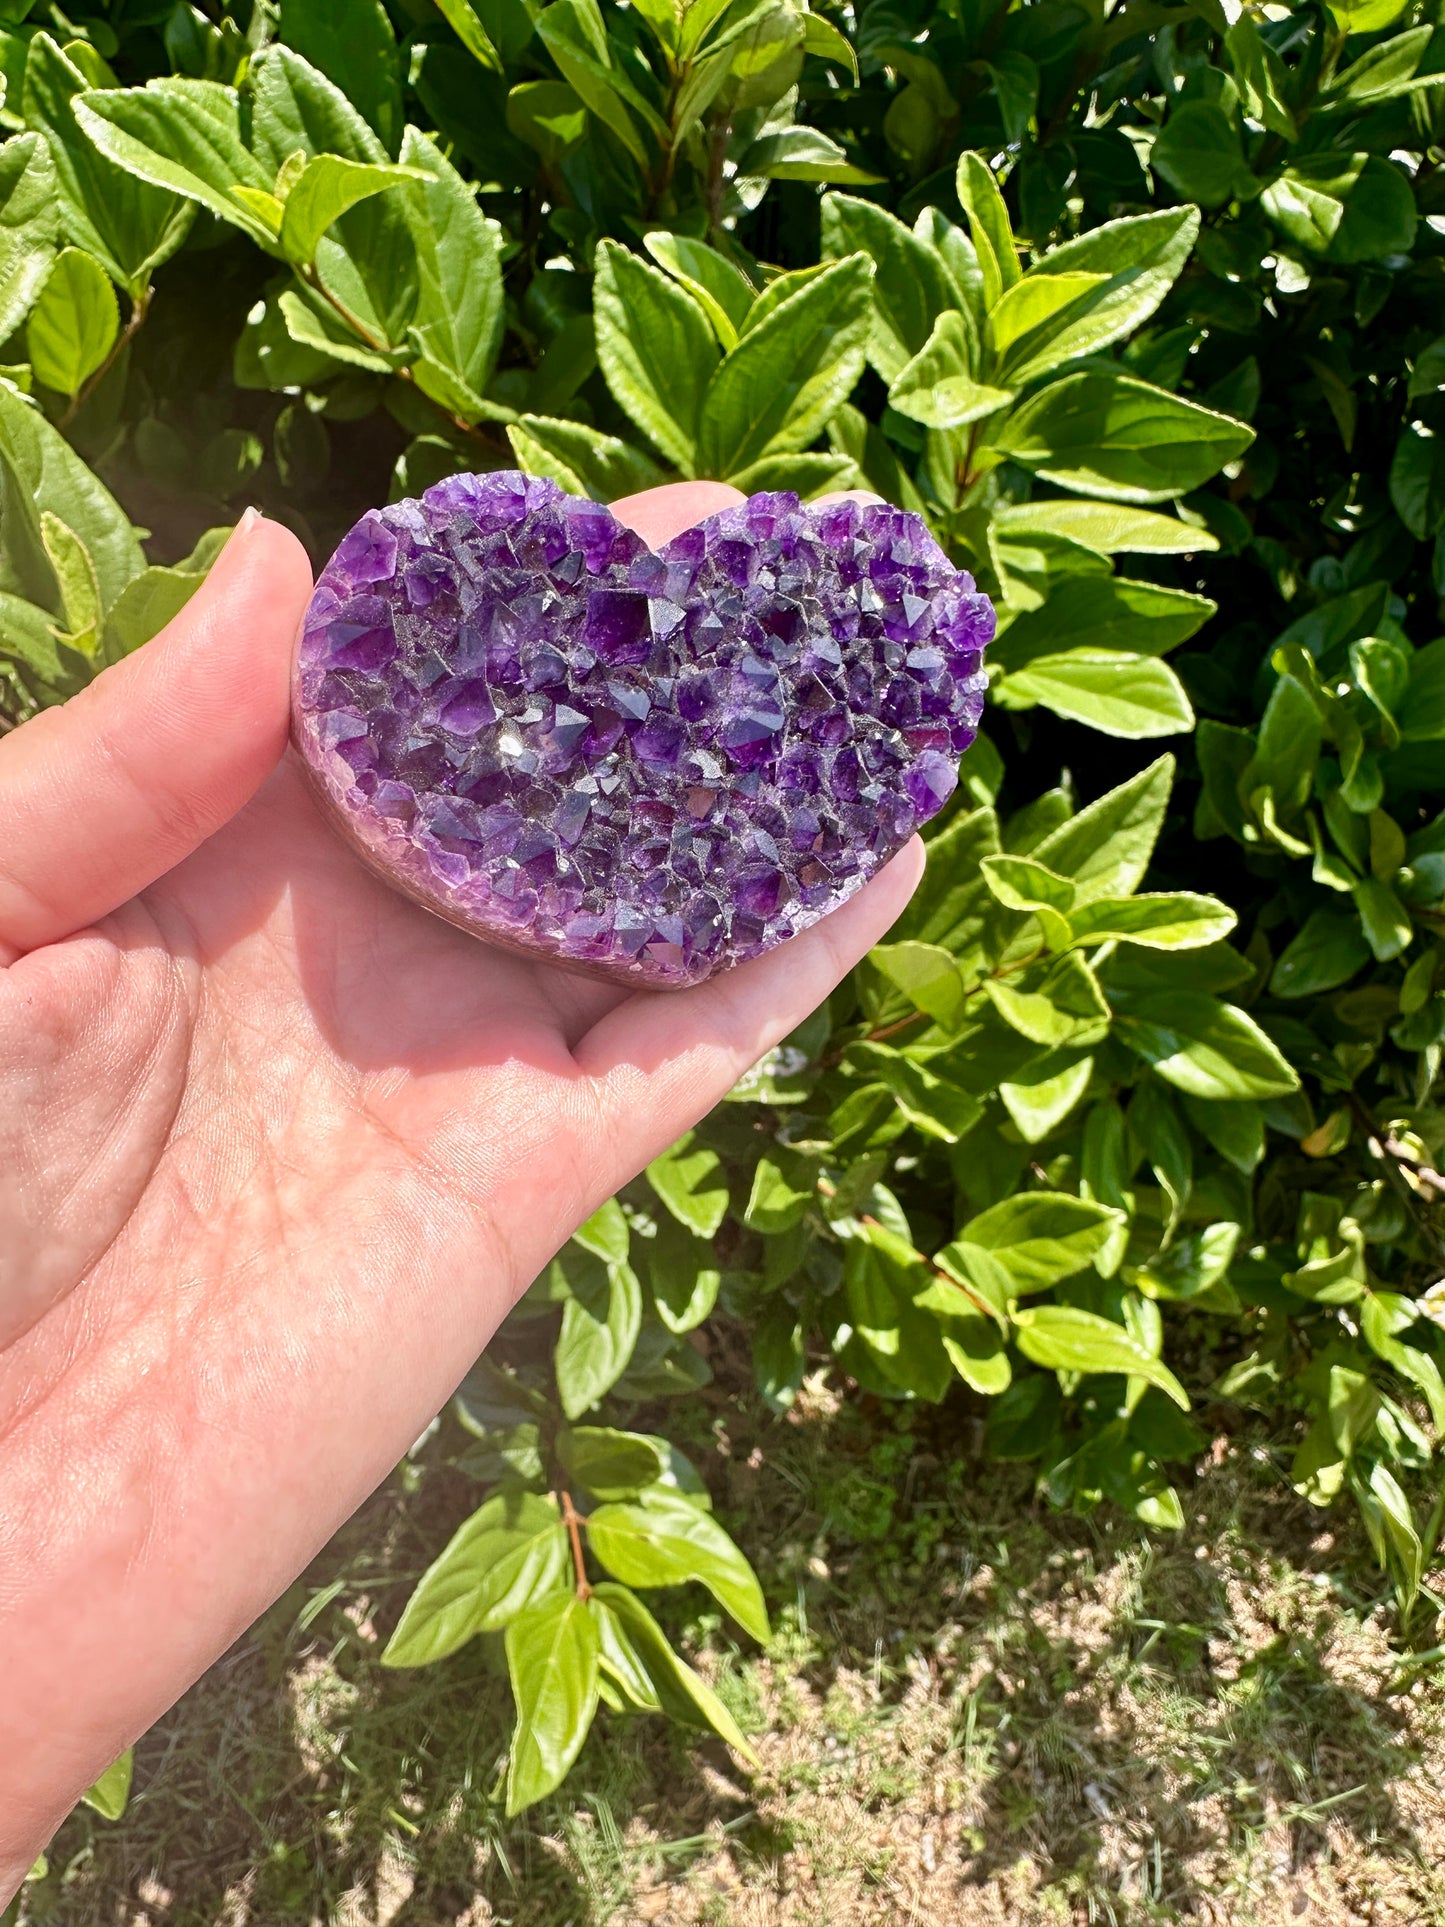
0,480,921,1897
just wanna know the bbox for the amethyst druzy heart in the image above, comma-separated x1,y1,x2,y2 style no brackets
293,473,993,988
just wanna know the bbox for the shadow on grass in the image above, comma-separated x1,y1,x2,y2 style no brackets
22,1364,1444,1927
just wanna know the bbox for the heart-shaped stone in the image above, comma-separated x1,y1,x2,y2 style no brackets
292,473,993,988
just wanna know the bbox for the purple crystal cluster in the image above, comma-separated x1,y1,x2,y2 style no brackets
293,473,993,988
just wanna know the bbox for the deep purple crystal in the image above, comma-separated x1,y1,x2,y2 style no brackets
292,475,994,988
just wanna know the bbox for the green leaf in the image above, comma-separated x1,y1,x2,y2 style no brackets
1399,637,1445,740
1390,422,1445,542
1000,1050,1095,1142
1321,26,1435,105
984,952,1110,1048
999,650,1195,739
1012,1305,1190,1408
996,373,1254,504
504,1590,600,1815
537,0,662,166
279,0,403,153
509,414,667,499
994,501,1216,556
572,1197,629,1264
1117,994,1300,1100
1128,1220,1241,1302
1152,103,1254,210
981,850,1075,937
643,230,755,350
559,1426,668,1500
249,48,419,349
591,1584,759,1761
0,589,82,704
277,153,421,266
81,1749,133,1822
0,379,142,615
726,452,859,497
277,286,401,373
851,1042,985,1143
594,238,716,474
554,1249,644,1419
1225,14,1297,140
647,1131,730,1237
949,1191,1124,1295
956,151,1019,311
1357,1461,1423,1608
22,36,192,298
1033,755,1173,905
1353,875,1412,961
586,1488,770,1643
1262,155,1416,264
383,1491,568,1666
990,576,1215,671
801,9,858,81
738,125,879,185
40,508,101,645
994,208,1200,383
26,247,117,397
655,1210,728,1333
889,310,1012,430
870,939,969,1028
402,128,505,420
73,79,277,247
0,131,57,342
434,0,504,70
744,1156,813,1233
696,252,873,478
1068,892,1236,949
820,191,956,382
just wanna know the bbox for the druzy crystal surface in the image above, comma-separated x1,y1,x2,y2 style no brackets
293,473,994,988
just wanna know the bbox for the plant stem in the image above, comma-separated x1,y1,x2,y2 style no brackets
61,284,151,430
559,1489,592,1600
300,266,506,458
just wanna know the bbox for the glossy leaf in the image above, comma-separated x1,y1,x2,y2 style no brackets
383,1491,568,1666
586,1488,769,1642
554,1249,644,1419
949,1192,1125,1295
591,1583,759,1760
820,191,956,380
696,252,873,477
594,239,716,473
26,247,117,397
997,374,1253,504
1012,1305,1190,1408
504,1590,600,1814
647,1131,730,1238
0,131,57,343
1118,994,1300,1100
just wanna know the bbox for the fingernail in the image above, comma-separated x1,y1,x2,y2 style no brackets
224,505,262,553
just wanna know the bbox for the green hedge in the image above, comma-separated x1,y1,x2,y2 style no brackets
1,0,1443,1819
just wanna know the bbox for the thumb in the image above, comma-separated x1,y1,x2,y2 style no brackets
0,512,313,961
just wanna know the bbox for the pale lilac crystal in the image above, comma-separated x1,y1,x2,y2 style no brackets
293,474,993,988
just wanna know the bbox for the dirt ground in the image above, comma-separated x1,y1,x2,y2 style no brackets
17,1373,1445,1927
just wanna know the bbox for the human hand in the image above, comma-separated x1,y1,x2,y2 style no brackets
0,481,922,1894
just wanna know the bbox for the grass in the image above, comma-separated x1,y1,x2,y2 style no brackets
18,1353,1445,1927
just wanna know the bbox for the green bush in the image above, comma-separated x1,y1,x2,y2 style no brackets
2,0,1444,1821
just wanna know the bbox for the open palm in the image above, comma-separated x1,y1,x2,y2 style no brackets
0,483,921,1891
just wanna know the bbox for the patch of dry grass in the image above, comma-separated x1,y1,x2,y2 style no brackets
17,1375,1445,1927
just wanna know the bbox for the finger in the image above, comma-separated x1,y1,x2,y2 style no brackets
609,480,745,550
0,513,313,961
813,489,887,508
576,839,925,1180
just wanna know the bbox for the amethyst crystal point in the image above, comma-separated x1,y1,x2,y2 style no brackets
292,474,994,988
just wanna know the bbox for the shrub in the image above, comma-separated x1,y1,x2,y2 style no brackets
1,0,1443,1817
